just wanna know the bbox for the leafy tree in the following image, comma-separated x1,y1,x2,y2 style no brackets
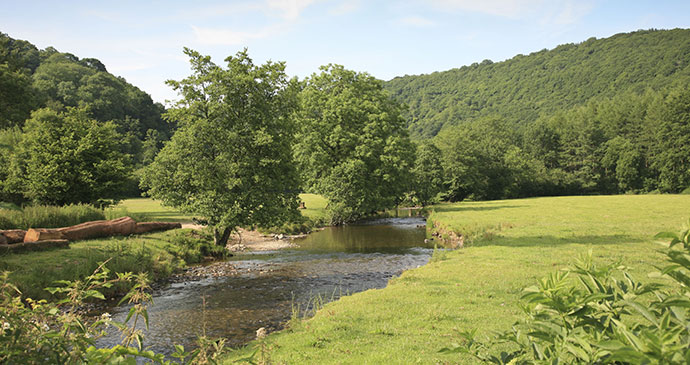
648,88,690,192
6,108,131,205
0,64,38,128
293,64,415,223
410,142,444,206
141,48,300,246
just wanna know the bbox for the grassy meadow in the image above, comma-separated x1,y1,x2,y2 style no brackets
224,194,689,364
299,193,329,222
110,198,194,223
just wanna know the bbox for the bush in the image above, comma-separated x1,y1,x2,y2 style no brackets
165,230,227,264
0,204,105,230
443,222,690,363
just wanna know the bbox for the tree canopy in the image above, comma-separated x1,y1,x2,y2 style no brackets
294,64,415,223
141,49,300,245
4,107,131,205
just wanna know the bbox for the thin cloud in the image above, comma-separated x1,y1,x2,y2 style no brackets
398,16,437,27
329,0,361,16
191,25,276,45
550,1,594,25
430,0,543,18
428,0,594,25
267,0,319,20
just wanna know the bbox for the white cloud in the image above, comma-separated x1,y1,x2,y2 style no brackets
550,1,594,25
427,0,594,23
191,24,284,45
329,0,361,16
267,0,319,20
398,16,436,27
429,0,543,18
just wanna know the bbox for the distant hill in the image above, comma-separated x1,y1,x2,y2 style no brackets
0,32,171,157
384,28,690,139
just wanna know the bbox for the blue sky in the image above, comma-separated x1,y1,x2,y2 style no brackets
2,0,689,104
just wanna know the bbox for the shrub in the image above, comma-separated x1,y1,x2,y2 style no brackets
0,265,208,363
443,222,690,363
165,230,227,264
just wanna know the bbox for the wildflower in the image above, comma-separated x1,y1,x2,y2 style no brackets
100,312,111,320
42,323,50,331
2,322,9,331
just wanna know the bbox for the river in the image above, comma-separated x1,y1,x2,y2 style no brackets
96,217,432,355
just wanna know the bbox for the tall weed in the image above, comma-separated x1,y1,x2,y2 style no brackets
0,204,105,229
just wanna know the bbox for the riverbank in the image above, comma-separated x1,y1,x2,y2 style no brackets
222,194,690,364
0,195,325,300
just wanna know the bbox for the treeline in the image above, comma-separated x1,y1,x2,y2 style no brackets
385,29,690,139
434,87,690,201
0,32,172,205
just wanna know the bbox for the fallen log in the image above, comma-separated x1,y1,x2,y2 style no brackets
23,228,66,243
0,230,27,244
134,222,182,234
57,216,136,241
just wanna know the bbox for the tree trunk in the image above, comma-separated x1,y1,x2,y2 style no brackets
214,226,233,246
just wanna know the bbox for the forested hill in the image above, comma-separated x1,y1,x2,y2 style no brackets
0,32,171,150
384,28,690,139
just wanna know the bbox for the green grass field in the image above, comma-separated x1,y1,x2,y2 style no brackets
111,198,194,223
223,194,689,364
299,193,329,222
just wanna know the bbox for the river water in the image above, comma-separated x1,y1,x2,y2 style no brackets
96,217,432,355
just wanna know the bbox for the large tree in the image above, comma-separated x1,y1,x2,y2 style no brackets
141,49,300,246
293,64,414,223
5,107,131,205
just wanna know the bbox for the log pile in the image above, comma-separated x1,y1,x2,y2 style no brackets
0,217,182,253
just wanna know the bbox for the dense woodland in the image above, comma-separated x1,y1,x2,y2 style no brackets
0,32,171,204
386,28,690,198
1,28,689,224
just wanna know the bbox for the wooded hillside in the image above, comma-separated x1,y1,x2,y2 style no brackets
384,29,690,139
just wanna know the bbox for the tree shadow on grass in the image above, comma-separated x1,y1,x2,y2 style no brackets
473,234,647,248
433,204,524,213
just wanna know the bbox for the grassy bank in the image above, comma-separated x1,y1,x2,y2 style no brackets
0,228,225,300
223,195,689,364
0,195,322,300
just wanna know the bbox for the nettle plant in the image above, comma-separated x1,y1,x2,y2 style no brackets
0,261,221,364
443,222,690,364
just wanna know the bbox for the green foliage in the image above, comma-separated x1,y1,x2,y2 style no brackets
0,203,105,229
141,49,300,246
443,223,690,363
0,32,171,164
0,263,225,363
409,142,444,206
164,229,228,264
294,64,415,223
5,107,132,205
385,29,690,140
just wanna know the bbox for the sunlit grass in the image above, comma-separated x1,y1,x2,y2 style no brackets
223,194,690,364
0,230,187,300
299,193,328,221
112,198,194,223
